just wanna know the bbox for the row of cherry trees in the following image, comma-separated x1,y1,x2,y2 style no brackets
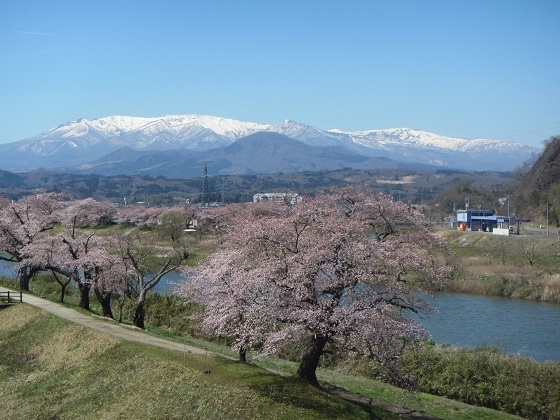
0,194,191,328
1,188,452,385
178,187,452,385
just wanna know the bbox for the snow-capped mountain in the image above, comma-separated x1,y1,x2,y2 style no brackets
9,115,271,155
0,114,539,173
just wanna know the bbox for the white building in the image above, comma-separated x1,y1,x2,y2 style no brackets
253,193,302,205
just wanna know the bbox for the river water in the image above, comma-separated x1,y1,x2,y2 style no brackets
0,257,16,277
1,260,559,361
419,293,560,362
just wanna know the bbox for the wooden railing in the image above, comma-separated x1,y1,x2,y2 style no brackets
0,290,23,303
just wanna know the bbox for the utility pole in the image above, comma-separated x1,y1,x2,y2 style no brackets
547,200,550,237
507,196,510,230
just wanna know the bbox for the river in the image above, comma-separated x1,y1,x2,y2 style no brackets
1,260,559,361
420,293,560,362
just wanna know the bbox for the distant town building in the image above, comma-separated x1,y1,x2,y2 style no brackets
253,193,303,205
455,208,529,235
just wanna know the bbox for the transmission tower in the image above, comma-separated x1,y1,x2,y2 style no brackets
202,161,209,205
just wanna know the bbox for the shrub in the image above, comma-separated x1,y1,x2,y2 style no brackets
122,293,203,334
400,345,560,419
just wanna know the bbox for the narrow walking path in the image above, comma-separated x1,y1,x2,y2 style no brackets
0,286,207,355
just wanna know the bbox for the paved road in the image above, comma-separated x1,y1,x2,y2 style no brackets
0,286,207,355
521,227,559,239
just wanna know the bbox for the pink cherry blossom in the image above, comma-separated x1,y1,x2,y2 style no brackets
0,193,64,290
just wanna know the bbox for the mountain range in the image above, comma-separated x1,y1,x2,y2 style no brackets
0,114,539,175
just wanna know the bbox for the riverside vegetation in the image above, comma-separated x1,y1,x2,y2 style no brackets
441,230,560,303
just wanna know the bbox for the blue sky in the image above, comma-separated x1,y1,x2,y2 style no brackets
1,0,559,147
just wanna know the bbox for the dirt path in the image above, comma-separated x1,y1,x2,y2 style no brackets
0,286,207,355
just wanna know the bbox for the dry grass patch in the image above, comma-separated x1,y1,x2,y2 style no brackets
0,303,38,333
463,265,536,276
27,325,119,380
541,273,560,301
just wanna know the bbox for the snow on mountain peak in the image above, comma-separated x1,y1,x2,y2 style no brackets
325,126,530,153
1,113,538,172
92,115,156,133
84,114,272,140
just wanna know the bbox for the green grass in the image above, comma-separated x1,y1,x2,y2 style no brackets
0,304,524,419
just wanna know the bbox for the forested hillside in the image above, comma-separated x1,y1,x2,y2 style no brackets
514,136,560,224
0,167,513,208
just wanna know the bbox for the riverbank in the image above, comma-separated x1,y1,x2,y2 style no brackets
440,230,560,303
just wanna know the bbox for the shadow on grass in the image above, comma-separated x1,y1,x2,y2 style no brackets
248,375,399,419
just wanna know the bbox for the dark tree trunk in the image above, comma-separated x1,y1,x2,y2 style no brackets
78,282,91,311
116,296,125,323
133,301,145,329
60,283,67,303
17,266,32,291
51,271,71,303
94,286,114,319
239,347,247,363
296,335,328,385
133,290,147,329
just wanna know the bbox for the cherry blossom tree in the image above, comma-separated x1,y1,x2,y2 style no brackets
0,193,63,290
59,198,117,227
195,203,249,233
179,187,451,384
23,224,120,315
109,230,188,328
90,252,127,318
0,196,10,209
35,199,125,314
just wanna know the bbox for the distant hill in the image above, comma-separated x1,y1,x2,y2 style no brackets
0,170,24,188
518,136,560,195
70,132,435,178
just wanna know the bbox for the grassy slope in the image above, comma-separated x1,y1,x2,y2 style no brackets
0,304,384,419
0,304,520,419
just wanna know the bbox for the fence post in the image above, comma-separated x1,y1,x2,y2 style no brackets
20,291,22,303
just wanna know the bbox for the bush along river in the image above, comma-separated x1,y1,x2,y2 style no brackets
419,292,560,362
1,259,559,361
